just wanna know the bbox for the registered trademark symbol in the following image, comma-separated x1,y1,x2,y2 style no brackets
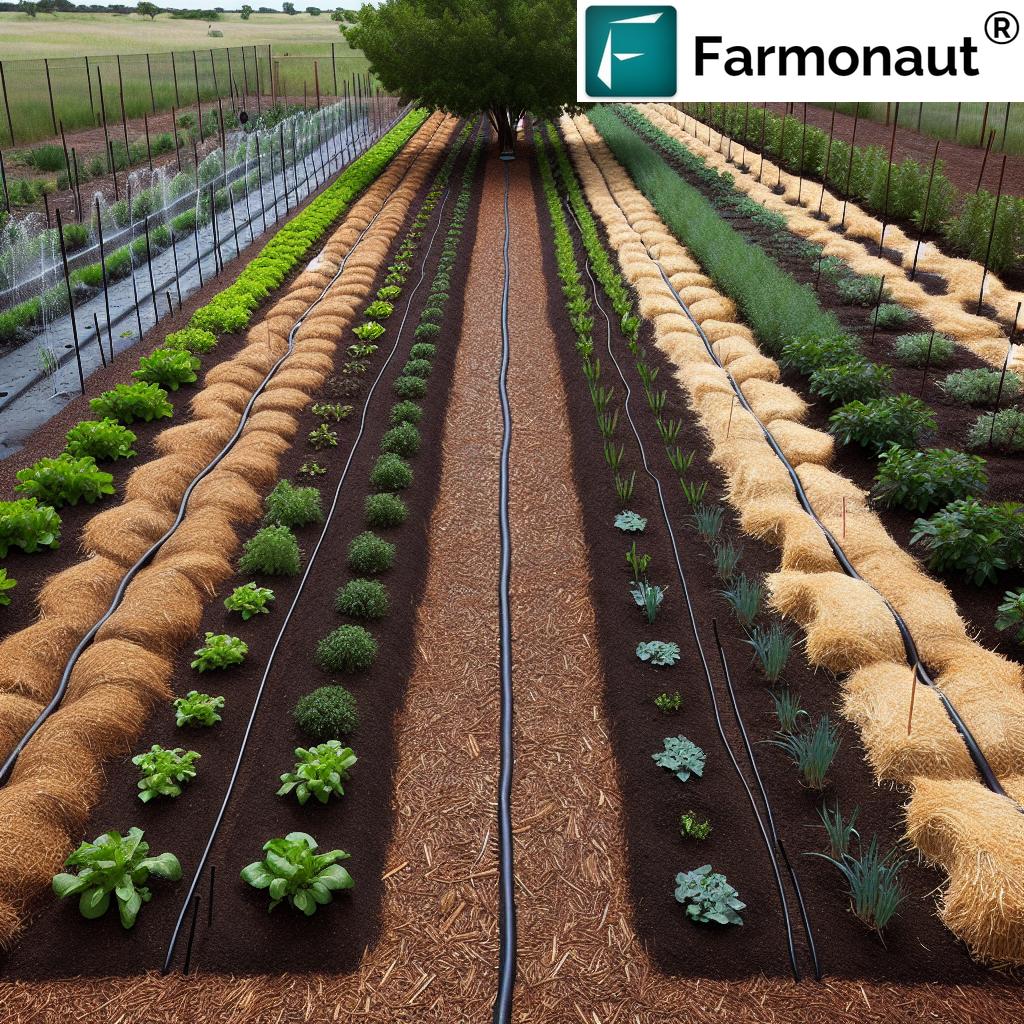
985,11,1020,44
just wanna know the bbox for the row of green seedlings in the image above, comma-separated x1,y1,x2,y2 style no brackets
0,110,430,611
49,120,482,929
537,122,744,929
547,120,907,936
688,101,1024,274
591,106,1024,630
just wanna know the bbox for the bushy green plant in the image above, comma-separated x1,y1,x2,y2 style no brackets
347,531,394,574
90,382,173,424
394,374,427,400
402,358,432,379
190,632,248,672
264,480,323,529
0,498,61,557
745,623,793,682
653,736,706,781
938,368,1021,406
0,568,16,607
132,745,200,803
771,687,807,733
809,359,892,405
967,409,1024,453
834,273,889,307
308,423,338,449
692,503,723,543
829,394,936,452
312,401,353,422
409,342,436,361
636,640,680,667
893,332,955,368
390,400,422,425
911,499,1024,585
625,541,651,580
239,525,301,576
377,285,401,301
164,327,217,354
781,333,860,375
316,624,377,673
614,510,647,533
133,347,200,390
224,581,275,619
414,322,440,339
674,865,744,925
713,540,742,582
293,685,359,741
335,578,389,620
364,492,407,528
241,831,353,915
772,715,840,789
818,802,860,860
679,810,712,841
174,690,225,727
996,589,1024,643
872,304,915,331
52,828,181,928
721,574,763,629
874,446,987,513
812,836,906,932
352,321,385,342
380,422,421,458
64,418,137,462
364,299,393,319
654,691,682,713
277,740,357,806
14,454,114,508
370,453,413,491
631,581,665,624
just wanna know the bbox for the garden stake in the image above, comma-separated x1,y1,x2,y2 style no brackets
44,57,57,135
116,55,130,154
108,140,118,200
42,191,50,229
58,121,75,216
207,865,215,928
182,894,201,975
919,332,936,397
128,242,145,344
171,51,181,107
192,207,204,289
92,312,106,368
227,182,241,260
817,103,837,219
757,102,768,182
217,97,227,157
314,61,321,109
910,141,941,282
980,101,991,149
0,150,9,212
878,103,900,255
242,161,255,246
169,222,183,308
1002,101,1012,150
907,664,918,736
279,124,289,214
295,122,311,199
54,209,85,396
146,52,156,113
775,112,788,191
976,129,995,192
210,48,219,100
840,103,860,229
143,113,153,172
255,133,271,230
0,62,11,146
869,276,887,345
209,186,222,274
954,101,962,140
192,51,203,141
796,103,808,204
725,394,736,438
813,255,823,292
977,155,1008,315
988,308,1020,449
739,101,750,169
166,291,173,318
71,148,84,223
143,215,159,323
95,197,114,357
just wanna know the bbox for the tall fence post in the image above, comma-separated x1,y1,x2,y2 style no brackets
0,62,13,145
146,53,156,113
85,56,95,124
977,155,1009,315
116,55,130,154
210,49,219,99
44,58,58,135
0,150,10,212
910,140,941,281
171,51,181,108
878,103,900,254
840,102,861,230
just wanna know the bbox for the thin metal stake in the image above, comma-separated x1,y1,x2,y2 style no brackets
919,332,936,397
869,275,887,346
54,209,85,396
93,312,107,368
182,894,202,975
910,140,941,282
907,664,918,736
95,197,114,357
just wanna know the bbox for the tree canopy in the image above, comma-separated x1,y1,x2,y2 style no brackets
345,0,577,154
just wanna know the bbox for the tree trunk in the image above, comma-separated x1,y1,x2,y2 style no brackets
491,106,521,157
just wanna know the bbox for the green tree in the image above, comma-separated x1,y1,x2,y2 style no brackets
137,1,159,18
241,4,253,17
330,7,344,21
19,0,38,17
282,1,296,12
307,5,321,13
345,0,576,155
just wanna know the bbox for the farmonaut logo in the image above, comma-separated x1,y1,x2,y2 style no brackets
584,6,677,97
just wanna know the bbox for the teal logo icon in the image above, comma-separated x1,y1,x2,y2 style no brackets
585,6,677,97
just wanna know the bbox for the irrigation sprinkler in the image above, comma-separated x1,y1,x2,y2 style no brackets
93,312,106,368
869,276,887,346
910,141,941,282
54,209,86,396
42,191,51,229
0,62,13,145
95,197,114,356
813,254,824,293
44,58,58,135
0,150,8,212
840,103,860,230
143,215,159,323
917,102,924,132
816,103,837,220
977,155,1008,315
116,56,130,154
918,332,936,397
878,103,900,254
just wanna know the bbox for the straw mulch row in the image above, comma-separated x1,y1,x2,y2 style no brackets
642,104,1022,372
0,111,458,950
562,112,1024,965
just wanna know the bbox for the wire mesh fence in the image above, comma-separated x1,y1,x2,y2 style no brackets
0,44,370,145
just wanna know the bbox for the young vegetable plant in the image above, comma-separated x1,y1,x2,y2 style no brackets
52,827,181,928
615,511,647,533
721,574,764,629
14,454,115,508
238,525,301,576
679,810,712,841
654,691,682,713
772,715,839,789
653,736,705,781
353,321,385,342
89,382,173,424
0,568,16,606
132,745,200,802
674,865,744,925
0,498,62,556
636,640,680,667
745,623,794,683
771,688,807,734
264,481,324,529
64,418,137,462
241,831,353,915
293,685,359,741
308,423,339,449
224,582,275,619
174,691,225,727
298,461,327,478
996,589,1024,643
190,632,248,671
625,542,651,580
133,347,200,390
713,540,742,582
277,741,357,806
312,401,353,422
692,503,723,543
873,446,988,514
631,581,665,624
811,836,906,933
818,801,860,860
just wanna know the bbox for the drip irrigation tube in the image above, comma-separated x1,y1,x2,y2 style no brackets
653,260,1010,803
563,195,805,981
0,115,447,790
493,157,517,1024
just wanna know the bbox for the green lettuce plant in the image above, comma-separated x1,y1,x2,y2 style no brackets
133,347,200,390
679,810,712,841
89,382,173,424
636,640,680,667
0,498,62,556
64,418,137,462
653,736,705,782
224,582,275,619
190,632,248,671
132,745,200,802
14,454,115,508
174,691,225,727
0,568,16,607
277,741,357,806
674,865,744,925
241,831,353,915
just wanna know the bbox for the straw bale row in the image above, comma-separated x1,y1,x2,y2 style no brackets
0,111,457,947
641,103,1022,373
563,111,1024,964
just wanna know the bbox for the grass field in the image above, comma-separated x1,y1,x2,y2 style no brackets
0,12,370,144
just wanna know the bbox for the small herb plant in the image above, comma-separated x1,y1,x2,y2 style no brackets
614,511,646,533
654,691,682,713
238,525,301,576
631,581,665,624
653,736,706,782
772,715,839,789
636,640,680,667
365,492,408,528
335,578,389,619
811,836,906,933
299,461,327,478
174,691,225,727
679,810,712,841
241,832,353,915
996,589,1024,643
264,480,323,529
939,368,1021,407
771,688,807,733
370,453,413,491
316,624,378,673
0,498,62,556
308,423,338,449
745,623,793,683
380,422,421,458
713,540,742,582
347,531,395,574
967,409,1024,453
52,828,181,928
873,446,988,513
89,382,173,424
224,582,275,619
721,574,763,629
893,332,954,367
64,418,137,462
394,375,427,400
0,568,16,606
818,801,860,860
312,401,353,422
293,685,359,741
132,745,200,802
872,304,915,331
277,741,357,806
190,632,248,672
674,865,744,925
14,454,115,508
829,394,936,452
692,503,723,544
391,400,422,425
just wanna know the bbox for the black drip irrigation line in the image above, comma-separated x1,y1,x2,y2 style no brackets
0,117,445,791
563,197,804,983
162,116,462,973
493,157,516,1024
652,259,1012,804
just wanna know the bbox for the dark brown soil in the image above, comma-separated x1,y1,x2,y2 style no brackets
1,122,483,978
533,137,1005,984
634,113,1024,659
